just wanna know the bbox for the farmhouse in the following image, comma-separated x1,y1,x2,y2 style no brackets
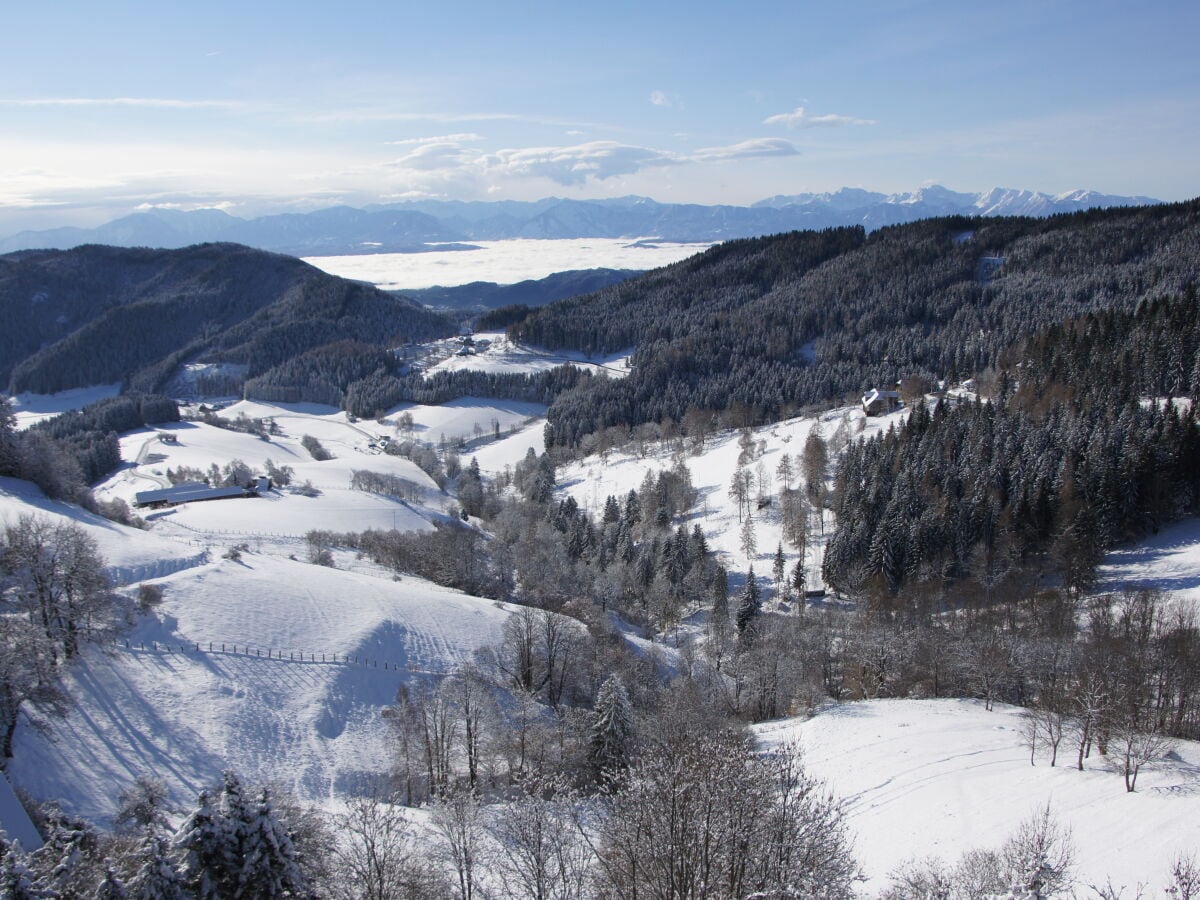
861,388,901,416
134,475,272,509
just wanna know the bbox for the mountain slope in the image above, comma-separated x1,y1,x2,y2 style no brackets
517,201,1200,446
0,243,453,394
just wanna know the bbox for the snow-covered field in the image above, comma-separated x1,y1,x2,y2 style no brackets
95,411,441,539
1097,516,1200,613
0,477,207,586
9,384,122,429
754,699,1200,895
422,331,632,379
9,554,515,824
304,238,710,290
5,397,546,824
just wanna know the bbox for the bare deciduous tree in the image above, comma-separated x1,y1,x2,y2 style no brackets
430,787,487,900
331,788,446,900
489,777,591,900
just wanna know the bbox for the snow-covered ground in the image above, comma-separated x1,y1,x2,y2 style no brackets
754,699,1200,896
95,406,443,539
1097,516,1200,613
1,771,42,850
0,477,207,586
9,553,516,825
378,395,547,445
8,384,122,429
8,380,1200,883
423,332,632,379
304,238,710,290
469,420,548,475
556,404,907,595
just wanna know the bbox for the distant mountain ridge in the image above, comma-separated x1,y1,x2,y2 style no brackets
0,186,1163,255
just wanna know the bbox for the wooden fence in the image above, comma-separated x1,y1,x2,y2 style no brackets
116,638,450,677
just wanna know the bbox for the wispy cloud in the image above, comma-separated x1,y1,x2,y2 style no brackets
484,141,679,185
385,133,484,146
763,106,876,128
7,97,246,110
389,142,479,172
377,137,801,188
692,138,800,161
650,90,684,110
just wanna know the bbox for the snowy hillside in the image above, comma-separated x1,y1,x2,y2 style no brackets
556,404,909,596
8,384,122,430
0,477,207,586
424,332,632,379
754,699,1200,895
95,403,444,538
9,554,515,824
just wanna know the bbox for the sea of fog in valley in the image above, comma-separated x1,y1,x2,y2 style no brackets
304,237,711,289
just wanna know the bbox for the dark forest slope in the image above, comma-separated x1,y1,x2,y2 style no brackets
0,243,453,395
514,201,1200,446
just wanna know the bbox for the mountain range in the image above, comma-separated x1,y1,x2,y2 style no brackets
0,186,1161,256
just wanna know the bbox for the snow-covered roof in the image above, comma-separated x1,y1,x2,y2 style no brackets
861,388,900,405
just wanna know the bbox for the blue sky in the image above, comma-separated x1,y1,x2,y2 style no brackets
1,0,1196,230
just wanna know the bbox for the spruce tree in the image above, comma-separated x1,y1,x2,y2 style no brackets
791,560,807,607
93,860,128,900
711,566,729,624
588,674,635,784
125,831,185,900
736,567,761,635
236,788,308,899
0,840,39,900
175,790,233,900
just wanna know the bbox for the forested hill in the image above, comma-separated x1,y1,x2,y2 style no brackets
824,291,1200,608
518,201,1200,447
0,243,453,395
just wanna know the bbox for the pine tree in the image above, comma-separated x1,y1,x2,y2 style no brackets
739,515,758,561
772,543,786,594
175,790,233,900
736,567,761,635
588,674,635,785
711,566,729,624
235,788,308,899
93,860,128,900
776,452,794,493
791,560,807,606
125,831,185,900
0,840,40,900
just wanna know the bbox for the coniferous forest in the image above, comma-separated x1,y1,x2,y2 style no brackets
513,202,1200,446
824,292,1200,605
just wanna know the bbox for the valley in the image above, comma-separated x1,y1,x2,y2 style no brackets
2,200,1199,897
